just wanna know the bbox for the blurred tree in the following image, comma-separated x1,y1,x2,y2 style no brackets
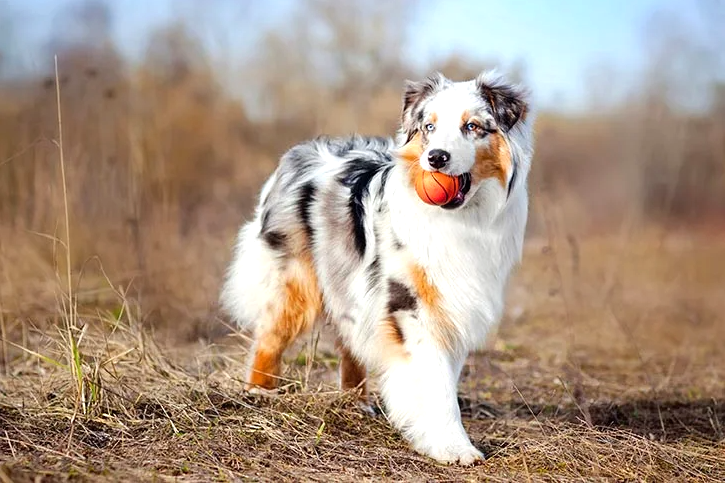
249,0,417,126
143,22,211,87
135,21,250,234
43,0,125,89
583,61,624,113
634,0,725,222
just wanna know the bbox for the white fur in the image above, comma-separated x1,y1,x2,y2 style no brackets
219,70,534,465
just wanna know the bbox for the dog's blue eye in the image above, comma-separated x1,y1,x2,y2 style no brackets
465,122,478,132
425,123,435,132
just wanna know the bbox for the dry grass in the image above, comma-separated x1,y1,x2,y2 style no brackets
1,2,724,480
1,230,724,482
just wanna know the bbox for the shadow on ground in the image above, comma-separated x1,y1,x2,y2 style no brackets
460,395,724,442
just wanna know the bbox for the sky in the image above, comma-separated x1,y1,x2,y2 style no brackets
4,0,688,111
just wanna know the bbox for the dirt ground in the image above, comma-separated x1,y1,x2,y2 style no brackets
1,228,724,482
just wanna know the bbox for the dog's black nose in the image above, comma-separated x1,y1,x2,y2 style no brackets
428,149,450,169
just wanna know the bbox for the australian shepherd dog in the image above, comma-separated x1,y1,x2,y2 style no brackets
219,69,534,465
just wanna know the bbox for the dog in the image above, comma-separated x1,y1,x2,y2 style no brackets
219,69,533,465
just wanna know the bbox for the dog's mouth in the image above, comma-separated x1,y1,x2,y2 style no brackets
441,173,471,210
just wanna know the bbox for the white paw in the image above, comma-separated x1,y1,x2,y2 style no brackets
244,385,280,398
416,441,485,466
454,445,485,466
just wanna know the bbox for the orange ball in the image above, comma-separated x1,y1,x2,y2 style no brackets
415,171,460,206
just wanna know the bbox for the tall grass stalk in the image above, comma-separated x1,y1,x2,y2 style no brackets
52,56,89,452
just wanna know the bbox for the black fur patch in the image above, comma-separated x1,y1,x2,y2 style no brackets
476,76,528,132
298,182,317,240
338,157,392,257
401,72,449,142
387,280,417,313
416,109,425,121
507,160,517,198
367,255,382,292
262,230,287,251
378,165,392,199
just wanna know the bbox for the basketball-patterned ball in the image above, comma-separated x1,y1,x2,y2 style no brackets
415,171,460,206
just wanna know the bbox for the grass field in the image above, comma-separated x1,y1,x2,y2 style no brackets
2,225,723,482
1,4,724,477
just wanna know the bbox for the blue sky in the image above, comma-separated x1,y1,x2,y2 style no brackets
6,0,688,111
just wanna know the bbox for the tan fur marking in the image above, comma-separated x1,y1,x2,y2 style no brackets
410,263,440,309
277,275,319,336
519,104,529,123
246,249,322,390
288,228,313,257
429,112,438,125
472,132,511,188
460,110,470,126
398,132,424,164
379,315,410,362
409,263,460,353
335,336,368,396
397,132,425,188
384,315,406,346
248,346,283,389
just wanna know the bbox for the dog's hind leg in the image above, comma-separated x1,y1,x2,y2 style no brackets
245,252,322,391
220,219,322,391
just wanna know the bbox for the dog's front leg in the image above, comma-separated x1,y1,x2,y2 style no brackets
378,336,483,465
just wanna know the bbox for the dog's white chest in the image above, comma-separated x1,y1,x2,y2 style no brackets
390,206,519,347
433,235,510,333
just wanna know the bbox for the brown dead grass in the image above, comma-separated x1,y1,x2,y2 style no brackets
1,3,724,480
1,231,724,482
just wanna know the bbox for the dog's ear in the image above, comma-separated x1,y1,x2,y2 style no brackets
476,72,529,132
400,72,448,142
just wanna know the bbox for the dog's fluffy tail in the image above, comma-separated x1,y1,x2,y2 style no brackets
219,216,281,331
219,169,284,331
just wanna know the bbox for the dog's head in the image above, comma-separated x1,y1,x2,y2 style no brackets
397,70,532,210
